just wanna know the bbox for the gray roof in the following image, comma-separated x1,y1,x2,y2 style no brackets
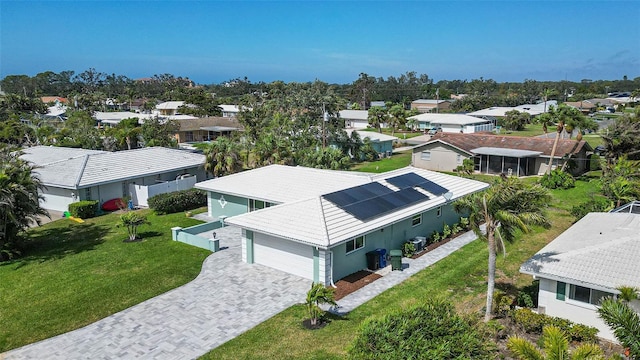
520,212,640,291
471,147,543,158
22,146,205,189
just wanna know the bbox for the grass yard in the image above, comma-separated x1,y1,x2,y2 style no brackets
351,151,411,173
0,210,210,352
203,180,598,359
498,123,546,137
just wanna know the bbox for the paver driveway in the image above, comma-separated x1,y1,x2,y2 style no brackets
3,227,310,360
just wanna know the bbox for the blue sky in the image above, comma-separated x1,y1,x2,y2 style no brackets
1,1,639,85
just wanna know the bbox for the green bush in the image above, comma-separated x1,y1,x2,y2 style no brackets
510,308,598,343
590,154,602,171
540,169,575,189
348,299,496,359
442,223,452,238
570,196,611,221
148,188,206,215
68,200,98,219
460,217,470,229
430,230,441,243
452,222,462,235
403,242,415,257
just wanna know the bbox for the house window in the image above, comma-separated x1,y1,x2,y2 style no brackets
249,199,266,212
346,236,365,254
411,214,422,227
421,151,431,161
436,206,442,217
84,188,91,200
185,131,194,142
457,154,462,164
568,284,613,305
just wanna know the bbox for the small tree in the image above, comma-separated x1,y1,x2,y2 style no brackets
305,282,336,327
117,211,149,242
598,287,640,358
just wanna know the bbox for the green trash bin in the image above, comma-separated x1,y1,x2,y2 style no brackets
390,250,403,271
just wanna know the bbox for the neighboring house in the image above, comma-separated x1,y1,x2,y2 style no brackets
407,113,495,134
40,104,68,122
40,96,68,105
520,205,640,342
410,99,451,113
370,101,386,108
345,129,397,156
219,104,245,117
411,132,592,176
340,110,372,129
195,165,488,284
94,111,155,126
563,101,596,114
21,146,207,212
467,101,557,118
173,116,242,143
155,101,186,116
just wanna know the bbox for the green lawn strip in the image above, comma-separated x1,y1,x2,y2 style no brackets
498,124,546,137
351,151,411,173
204,181,597,359
582,134,603,148
0,210,210,352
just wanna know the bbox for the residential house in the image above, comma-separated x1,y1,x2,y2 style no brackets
467,101,557,119
410,99,451,113
21,146,206,212
411,132,592,176
407,113,495,134
40,96,68,106
195,165,488,283
563,101,596,115
94,111,155,127
520,205,640,342
173,116,242,143
340,110,373,129
155,101,186,116
345,129,397,156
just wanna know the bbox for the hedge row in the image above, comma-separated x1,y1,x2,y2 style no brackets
68,200,99,219
511,308,598,343
148,188,206,214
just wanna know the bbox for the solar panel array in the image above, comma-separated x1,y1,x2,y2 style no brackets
323,173,447,221
386,173,449,196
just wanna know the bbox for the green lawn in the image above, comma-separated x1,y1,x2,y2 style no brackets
0,210,210,352
361,128,424,139
350,151,411,173
498,123,546,137
203,180,599,359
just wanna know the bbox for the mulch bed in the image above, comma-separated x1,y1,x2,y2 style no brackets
333,270,383,300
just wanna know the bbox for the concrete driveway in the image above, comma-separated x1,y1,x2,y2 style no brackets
3,226,310,359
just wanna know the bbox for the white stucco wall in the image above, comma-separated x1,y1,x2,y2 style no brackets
538,278,616,341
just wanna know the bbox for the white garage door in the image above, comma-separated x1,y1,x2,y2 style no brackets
254,233,314,280
40,188,76,212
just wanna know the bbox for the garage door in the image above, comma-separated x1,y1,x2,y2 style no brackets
40,188,75,212
254,233,314,280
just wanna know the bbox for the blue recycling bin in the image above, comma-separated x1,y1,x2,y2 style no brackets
376,248,387,268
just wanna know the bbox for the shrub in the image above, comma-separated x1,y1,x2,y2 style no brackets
570,196,611,221
431,230,442,243
510,308,598,343
460,217,470,229
348,299,496,359
148,188,206,214
403,242,415,257
493,292,515,317
442,223,452,238
540,169,575,189
516,292,534,308
590,154,602,171
451,222,462,235
68,200,98,219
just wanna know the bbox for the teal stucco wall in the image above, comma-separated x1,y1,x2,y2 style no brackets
331,204,464,281
208,191,248,219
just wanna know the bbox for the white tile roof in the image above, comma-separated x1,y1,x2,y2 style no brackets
520,212,640,291
339,110,369,120
196,164,373,204
412,99,449,104
467,101,557,117
346,129,398,142
22,146,205,189
408,113,492,125
155,101,185,110
224,166,489,248
94,111,155,123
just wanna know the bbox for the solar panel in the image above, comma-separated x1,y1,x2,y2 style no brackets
386,173,449,196
323,182,393,207
342,188,428,221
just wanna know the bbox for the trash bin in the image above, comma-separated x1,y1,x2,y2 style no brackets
410,236,426,252
366,251,379,271
390,250,403,271
376,248,387,268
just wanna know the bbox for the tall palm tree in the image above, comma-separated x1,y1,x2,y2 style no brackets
367,106,388,133
507,326,605,360
203,137,243,177
454,176,551,321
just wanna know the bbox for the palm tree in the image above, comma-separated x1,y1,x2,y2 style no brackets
387,104,406,136
117,211,149,242
305,282,337,326
454,176,551,321
367,106,388,133
0,145,48,260
507,325,605,360
203,137,243,177
598,287,640,358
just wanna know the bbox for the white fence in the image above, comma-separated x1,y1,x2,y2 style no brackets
129,176,197,207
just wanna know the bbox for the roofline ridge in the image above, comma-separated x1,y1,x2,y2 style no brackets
318,197,331,247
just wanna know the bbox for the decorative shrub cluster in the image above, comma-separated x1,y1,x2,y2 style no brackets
148,189,206,214
68,200,98,219
540,169,576,189
348,299,496,359
428,217,469,245
510,308,598,343
570,196,611,221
